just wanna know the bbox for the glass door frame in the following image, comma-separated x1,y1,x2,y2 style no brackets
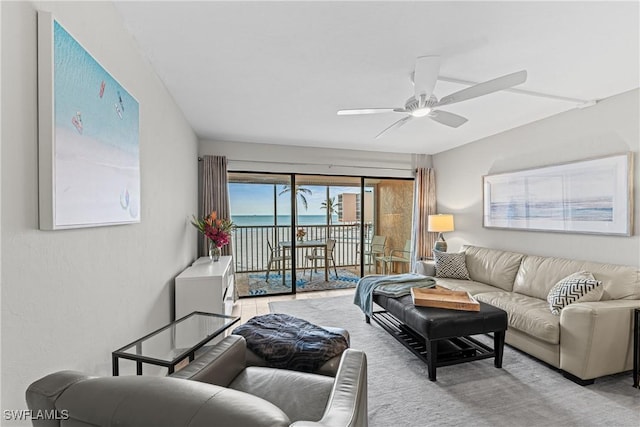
228,171,414,298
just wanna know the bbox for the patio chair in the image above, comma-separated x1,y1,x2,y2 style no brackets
305,239,338,279
376,239,411,274
265,241,291,280
364,235,387,272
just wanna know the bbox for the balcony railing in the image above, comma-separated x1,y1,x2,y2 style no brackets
232,224,370,273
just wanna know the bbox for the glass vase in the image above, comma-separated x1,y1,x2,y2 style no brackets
208,242,221,262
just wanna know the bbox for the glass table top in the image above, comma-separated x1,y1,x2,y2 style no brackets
114,312,239,363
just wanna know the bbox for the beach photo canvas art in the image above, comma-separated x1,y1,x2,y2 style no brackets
483,153,633,235
38,12,140,230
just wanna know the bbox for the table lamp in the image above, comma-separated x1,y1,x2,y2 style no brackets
428,214,454,252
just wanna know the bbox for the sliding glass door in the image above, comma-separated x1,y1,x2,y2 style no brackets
294,175,364,288
228,173,294,296
364,178,414,275
229,172,414,297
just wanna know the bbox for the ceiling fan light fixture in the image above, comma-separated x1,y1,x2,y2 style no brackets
410,107,432,118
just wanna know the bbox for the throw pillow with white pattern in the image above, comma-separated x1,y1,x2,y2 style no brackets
547,271,603,315
433,250,470,280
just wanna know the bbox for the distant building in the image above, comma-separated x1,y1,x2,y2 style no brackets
338,192,373,223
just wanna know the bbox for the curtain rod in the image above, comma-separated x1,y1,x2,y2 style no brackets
198,156,412,172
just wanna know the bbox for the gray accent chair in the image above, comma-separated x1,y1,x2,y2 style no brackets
26,335,368,427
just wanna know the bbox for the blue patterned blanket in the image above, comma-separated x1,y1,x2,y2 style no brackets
232,313,349,373
353,273,436,316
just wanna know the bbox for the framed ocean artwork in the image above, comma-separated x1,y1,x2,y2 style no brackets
38,12,140,230
483,153,633,236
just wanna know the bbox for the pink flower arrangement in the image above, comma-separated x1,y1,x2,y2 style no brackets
191,211,234,248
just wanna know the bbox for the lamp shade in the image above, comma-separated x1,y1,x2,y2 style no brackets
428,214,454,232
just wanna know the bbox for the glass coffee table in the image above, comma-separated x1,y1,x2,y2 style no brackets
112,311,239,376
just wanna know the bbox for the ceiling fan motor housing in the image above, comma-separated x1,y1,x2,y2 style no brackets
405,95,437,113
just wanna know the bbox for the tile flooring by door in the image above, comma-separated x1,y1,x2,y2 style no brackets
233,288,355,325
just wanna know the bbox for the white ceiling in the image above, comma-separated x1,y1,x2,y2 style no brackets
114,1,639,155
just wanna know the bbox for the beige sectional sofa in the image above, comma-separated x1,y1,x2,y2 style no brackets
415,245,640,384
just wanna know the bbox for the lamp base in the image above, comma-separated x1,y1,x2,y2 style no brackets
433,240,448,252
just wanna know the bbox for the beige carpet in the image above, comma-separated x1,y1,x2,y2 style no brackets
270,295,640,427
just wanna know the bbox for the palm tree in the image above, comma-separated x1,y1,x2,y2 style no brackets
279,185,312,224
320,197,341,225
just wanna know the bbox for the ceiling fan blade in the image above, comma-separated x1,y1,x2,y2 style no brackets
337,108,399,115
375,116,412,139
413,56,440,105
437,70,527,107
428,110,468,128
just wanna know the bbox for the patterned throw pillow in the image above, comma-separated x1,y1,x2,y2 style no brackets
547,271,603,315
433,250,470,280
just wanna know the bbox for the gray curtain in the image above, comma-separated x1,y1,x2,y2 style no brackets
201,155,233,257
411,168,437,269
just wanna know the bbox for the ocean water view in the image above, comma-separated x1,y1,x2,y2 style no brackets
232,215,339,226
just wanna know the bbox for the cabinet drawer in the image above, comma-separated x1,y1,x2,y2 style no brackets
174,256,233,319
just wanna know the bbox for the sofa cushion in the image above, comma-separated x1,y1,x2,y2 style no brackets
475,291,560,344
229,366,333,423
462,245,524,292
232,314,349,374
547,271,603,315
245,326,350,377
433,278,502,296
513,255,640,301
433,250,470,279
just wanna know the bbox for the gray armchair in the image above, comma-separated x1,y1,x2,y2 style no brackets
26,335,368,427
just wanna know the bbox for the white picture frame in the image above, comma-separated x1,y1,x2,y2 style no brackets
483,153,633,236
38,12,140,230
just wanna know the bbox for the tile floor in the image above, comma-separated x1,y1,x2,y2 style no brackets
232,288,355,325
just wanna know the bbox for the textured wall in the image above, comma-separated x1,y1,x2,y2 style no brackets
376,180,414,272
1,1,198,416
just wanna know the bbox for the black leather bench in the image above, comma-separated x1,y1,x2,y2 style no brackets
367,293,508,381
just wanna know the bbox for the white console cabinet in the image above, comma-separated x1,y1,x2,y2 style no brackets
175,256,235,319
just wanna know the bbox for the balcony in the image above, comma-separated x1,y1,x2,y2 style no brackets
233,223,367,272
232,224,371,297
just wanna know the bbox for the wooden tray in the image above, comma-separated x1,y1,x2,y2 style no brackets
411,286,480,311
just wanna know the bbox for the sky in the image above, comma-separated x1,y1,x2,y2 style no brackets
229,183,364,215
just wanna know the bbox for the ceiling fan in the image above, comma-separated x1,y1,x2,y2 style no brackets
337,56,527,139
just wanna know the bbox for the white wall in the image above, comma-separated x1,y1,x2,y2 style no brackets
1,1,198,416
433,89,640,267
200,139,430,178
0,0,3,413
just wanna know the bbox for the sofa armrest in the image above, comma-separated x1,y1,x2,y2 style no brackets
170,334,247,387
560,300,640,380
29,373,290,427
414,260,435,276
291,349,368,427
